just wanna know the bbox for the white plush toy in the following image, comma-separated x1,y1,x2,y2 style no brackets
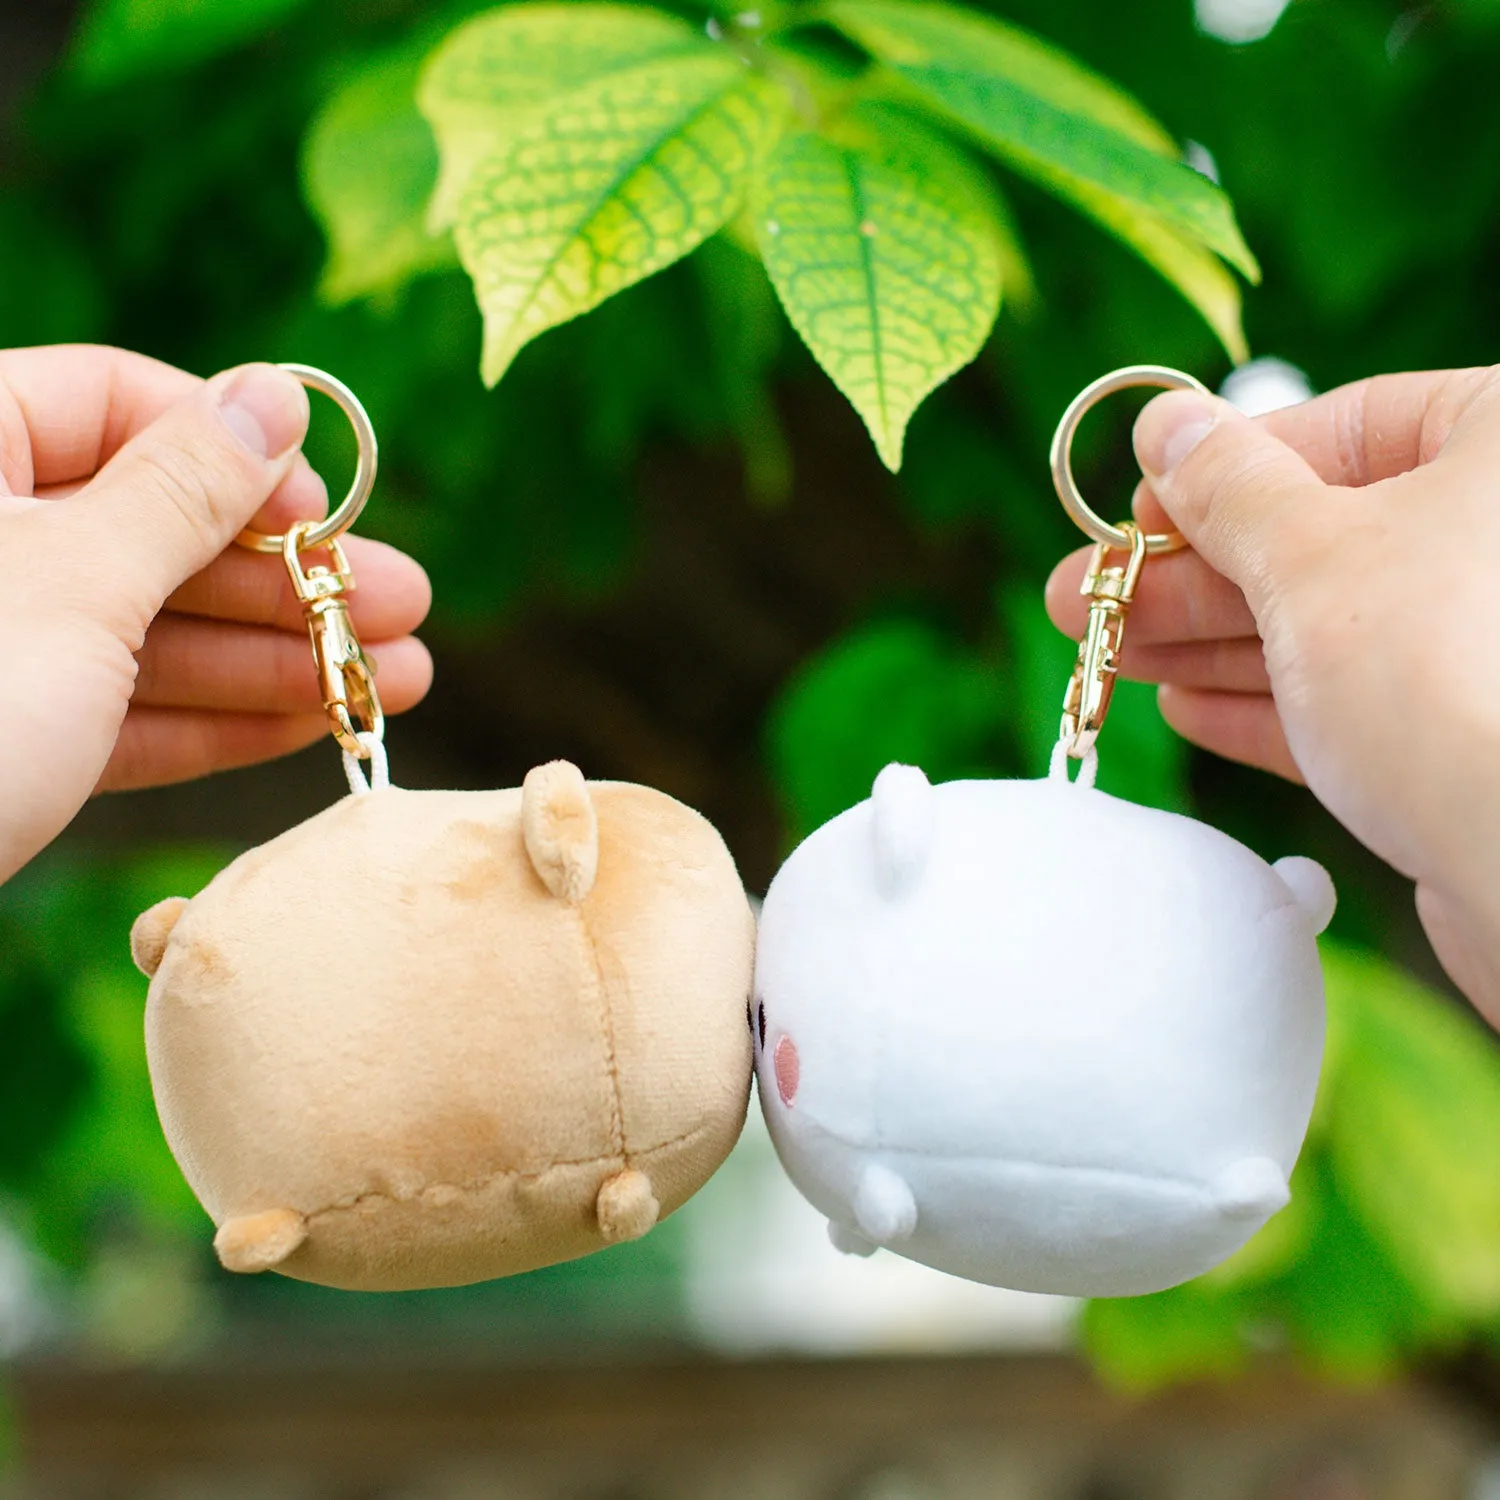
753,755,1334,1297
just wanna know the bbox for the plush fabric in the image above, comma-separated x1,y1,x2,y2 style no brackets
753,761,1333,1297
132,763,755,1291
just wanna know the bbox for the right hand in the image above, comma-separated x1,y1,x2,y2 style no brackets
1046,366,1500,1027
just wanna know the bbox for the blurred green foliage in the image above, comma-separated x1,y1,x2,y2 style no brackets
768,618,1009,839
67,0,312,87
0,850,224,1269
0,0,1498,1386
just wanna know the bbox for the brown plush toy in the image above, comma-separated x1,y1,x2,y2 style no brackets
130,762,755,1291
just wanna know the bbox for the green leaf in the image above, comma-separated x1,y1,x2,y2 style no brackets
766,618,1007,842
830,0,1255,270
302,46,457,306
1320,944,1500,1319
831,0,1177,155
986,179,1038,319
420,5,787,386
753,104,1004,470
1051,180,1249,364
68,0,309,87
827,0,1256,358
420,5,716,233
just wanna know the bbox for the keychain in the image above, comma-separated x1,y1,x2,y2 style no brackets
237,366,389,793
129,366,757,1292
753,367,1334,1297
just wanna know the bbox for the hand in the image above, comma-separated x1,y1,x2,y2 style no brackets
0,346,432,884
1046,366,1500,1026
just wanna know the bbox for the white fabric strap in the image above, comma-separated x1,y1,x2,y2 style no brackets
1048,737,1099,790
342,731,391,796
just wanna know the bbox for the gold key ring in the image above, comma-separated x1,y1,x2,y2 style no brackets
1050,364,1210,555
234,363,378,554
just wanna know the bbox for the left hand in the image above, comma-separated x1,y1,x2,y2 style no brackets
0,345,433,884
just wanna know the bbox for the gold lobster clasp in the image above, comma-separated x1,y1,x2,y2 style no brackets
1049,365,1208,761
282,521,384,756
1059,521,1147,758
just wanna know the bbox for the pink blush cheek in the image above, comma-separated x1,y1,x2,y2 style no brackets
774,1035,800,1106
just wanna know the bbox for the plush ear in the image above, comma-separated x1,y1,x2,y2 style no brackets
522,760,599,903
870,763,934,896
214,1208,308,1273
596,1169,659,1244
130,896,190,977
1273,856,1336,934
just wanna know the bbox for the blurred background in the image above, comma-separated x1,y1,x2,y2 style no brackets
2,0,1500,1495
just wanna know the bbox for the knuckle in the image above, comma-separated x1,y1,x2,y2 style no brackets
1170,419,1353,649
1264,518,1378,684
1418,365,1500,462
131,437,241,548
1187,438,1292,541
0,376,33,492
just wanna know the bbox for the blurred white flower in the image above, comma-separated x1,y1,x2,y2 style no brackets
0,1211,54,1358
1386,8,1428,61
1195,0,1292,44
1184,140,1221,184
1220,357,1315,417
80,1236,219,1362
1471,1452,1500,1500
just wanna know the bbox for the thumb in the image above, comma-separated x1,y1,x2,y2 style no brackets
1134,390,1347,624
66,363,310,621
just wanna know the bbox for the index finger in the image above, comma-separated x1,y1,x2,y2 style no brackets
1255,366,1494,487
0,345,196,492
1122,365,1497,539
1046,541,1257,645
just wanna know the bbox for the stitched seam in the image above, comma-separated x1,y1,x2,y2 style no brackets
1258,894,1300,926
577,899,628,1165
300,1119,711,1227
795,1113,1222,1196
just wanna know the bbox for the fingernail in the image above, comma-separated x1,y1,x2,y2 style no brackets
1137,392,1220,477
216,365,308,460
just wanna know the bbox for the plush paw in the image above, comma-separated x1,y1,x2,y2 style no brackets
853,1163,918,1244
1212,1156,1290,1220
828,1220,877,1257
596,1168,659,1244
214,1208,308,1273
